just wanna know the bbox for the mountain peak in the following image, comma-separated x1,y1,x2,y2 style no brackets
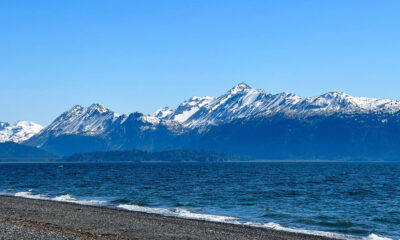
40,103,120,139
67,105,84,114
88,103,109,114
65,104,111,116
230,83,252,94
0,121,43,143
320,92,351,98
153,107,173,118
71,104,83,109
15,120,42,129
189,96,214,101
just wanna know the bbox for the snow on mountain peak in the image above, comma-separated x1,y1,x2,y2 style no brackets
154,84,400,128
88,103,109,114
70,104,84,112
15,121,43,132
161,96,216,123
292,92,400,115
0,121,43,143
154,83,273,128
230,82,252,94
20,84,400,145
46,104,119,137
153,107,173,118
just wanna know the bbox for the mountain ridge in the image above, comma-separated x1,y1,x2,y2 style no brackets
19,83,400,159
28,83,400,137
153,83,400,128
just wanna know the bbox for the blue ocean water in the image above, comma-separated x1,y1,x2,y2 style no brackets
0,162,399,239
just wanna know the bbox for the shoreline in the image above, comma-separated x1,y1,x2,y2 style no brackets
0,195,340,240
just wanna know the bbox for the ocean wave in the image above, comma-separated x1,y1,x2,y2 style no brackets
13,191,108,206
363,234,395,240
117,204,238,222
243,221,355,240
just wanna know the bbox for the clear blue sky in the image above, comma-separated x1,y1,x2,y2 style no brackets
1,0,399,125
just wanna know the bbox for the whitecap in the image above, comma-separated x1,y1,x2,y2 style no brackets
363,233,393,240
14,191,50,200
52,194,108,206
12,191,107,206
117,204,238,222
243,221,359,240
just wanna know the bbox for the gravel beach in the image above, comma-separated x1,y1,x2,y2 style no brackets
0,195,338,240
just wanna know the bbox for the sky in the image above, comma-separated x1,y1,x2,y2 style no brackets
1,0,399,125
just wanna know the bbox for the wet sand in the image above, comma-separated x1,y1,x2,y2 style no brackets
0,195,338,240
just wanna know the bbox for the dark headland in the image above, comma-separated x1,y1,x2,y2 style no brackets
0,195,338,240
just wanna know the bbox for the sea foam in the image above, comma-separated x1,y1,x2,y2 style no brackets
364,234,395,240
117,204,238,222
13,191,107,206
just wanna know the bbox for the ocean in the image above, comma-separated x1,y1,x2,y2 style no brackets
0,162,399,240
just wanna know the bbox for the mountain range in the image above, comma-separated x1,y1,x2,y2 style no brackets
4,83,400,160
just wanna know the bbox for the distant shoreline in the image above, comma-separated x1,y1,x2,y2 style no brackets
0,195,338,240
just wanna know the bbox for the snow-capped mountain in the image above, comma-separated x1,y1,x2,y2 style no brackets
22,83,400,159
153,83,400,128
26,103,181,151
30,83,400,141
41,103,182,137
285,91,400,116
0,121,43,143
153,96,215,125
44,104,121,137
